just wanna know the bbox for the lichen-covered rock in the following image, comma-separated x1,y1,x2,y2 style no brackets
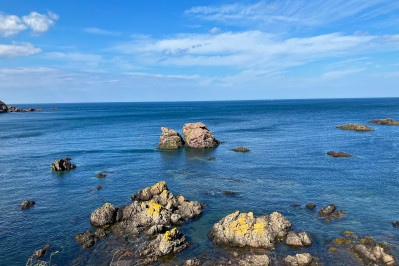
90,203,117,227
131,181,168,201
232,147,250,152
0,101,8,113
21,200,35,210
182,122,219,148
369,118,399,125
327,151,352,157
158,127,185,150
75,230,98,250
209,211,292,249
318,204,336,217
283,253,313,266
238,254,271,266
286,231,312,247
51,158,76,171
305,203,316,209
336,123,374,131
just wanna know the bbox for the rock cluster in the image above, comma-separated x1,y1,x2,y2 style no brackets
7,106,43,112
232,146,250,152
0,101,7,113
157,127,185,150
283,253,313,266
369,118,399,125
318,204,337,217
327,151,352,157
336,123,374,131
21,200,35,210
182,122,219,148
51,158,76,171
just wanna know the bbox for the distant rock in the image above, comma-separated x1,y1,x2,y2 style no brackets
392,221,399,227
221,191,237,195
96,186,103,191
157,127,185,150
318,204,336,217
0,101,42,113
286,231,312,247
182,122,219,148
0,101,8,113
369,118,399,125
51,158,76,171
283,253,313,266
305,202,316,209
96,172,106,178
327,151,352,157
291,204,301,207
232,146,250,152
336,123,374,131
207,157,216,161
21,200,35,210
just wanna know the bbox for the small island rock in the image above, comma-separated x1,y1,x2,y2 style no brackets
51,158,76,171
182,122,219,149
0,101,8,113
232,146,250,152
318,204,336,217
158,127,185,150
21,200,35,210
239,254,271,266
336,123,374,131
327,151,352,157
369,118,399,125
305,203,316,209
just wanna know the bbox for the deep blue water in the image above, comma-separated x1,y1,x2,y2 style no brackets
1,99,399,265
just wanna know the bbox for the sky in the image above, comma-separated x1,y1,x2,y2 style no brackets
0,0,399,103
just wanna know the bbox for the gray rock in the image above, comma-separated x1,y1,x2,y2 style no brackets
75,230,98,250
305,203,316,209
283,253,313,266
51,158,76,171
21,200,35,210
238,254,271,265
318,204,336,217
286,231,312,247
182,122,219,148
350,243,396,266
157,127,185,150
131,181,168,201
90,203,117,227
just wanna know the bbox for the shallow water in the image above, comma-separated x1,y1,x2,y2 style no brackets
1,99,399,265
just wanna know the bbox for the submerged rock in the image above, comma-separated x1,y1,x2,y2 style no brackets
0,101,8,113
221,191,237,195
283,253,313,266
21,200,35,210
51,158,76,171
318,204,336,217
75,230,98,250
336,123,374,131
90,203,117,227
286,231,312,247
232,146,250,152
96,172,106,178
238,254,271,266
182,122,219,148
305,203,316,209
207,157,216,161
35,244,50,259
327,151,352,157
209,211,291,249
158,127,185,150
369,118,399,125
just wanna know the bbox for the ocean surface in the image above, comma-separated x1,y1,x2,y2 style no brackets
1,98,399,265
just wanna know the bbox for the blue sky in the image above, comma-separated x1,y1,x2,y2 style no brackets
1,0,399,103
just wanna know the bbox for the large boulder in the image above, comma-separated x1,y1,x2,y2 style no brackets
209,211,291,249
336,123,374,131
90,203,117,227
157,127,184,150
283,253,313,266
51,158,76,171
0,101,8,113
369,118,399,125
182,122,219,148
286,231,312,247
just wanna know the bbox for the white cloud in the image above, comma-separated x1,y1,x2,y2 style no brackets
209,27,221,34
0,42,41,58
0,14,27,37
84,27,119,36
22,12,59,33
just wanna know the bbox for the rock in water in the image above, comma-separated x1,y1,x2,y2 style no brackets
35,244,50,259
75,230,98,250
182,122,219,148
286,231,312,247
131,181,169,201
232,146,250,152
305,203,316,209
238,254,271,266
21,200,35,210
157,127,185,150
51,158,76,171
336,123,374,131
369,118,399,125
349,242,396,265
0,101,8,113
327,151,352,157
209,211,291,249
318,204,336,217
90,203,117,227
283,253,313,266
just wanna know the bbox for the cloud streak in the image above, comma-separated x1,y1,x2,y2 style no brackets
0,42,41,58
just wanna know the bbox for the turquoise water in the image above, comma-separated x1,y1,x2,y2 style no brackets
1,99,399,265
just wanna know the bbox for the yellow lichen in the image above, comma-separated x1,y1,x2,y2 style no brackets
239,218,246,225
325,218,332,222
343,231,353,235
361,237,374,245
164,228,176,241
332,237,352,245
341,210,347,214
329,247,338,252
332,212,341,218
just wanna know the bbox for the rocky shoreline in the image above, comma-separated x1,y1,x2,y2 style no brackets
0,100,42,113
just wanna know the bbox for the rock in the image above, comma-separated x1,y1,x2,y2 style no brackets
90,203,117,227
51,158,76,171
232,147,250,152
336,123,374,131
157,127,185,150
392,221,399,227
96,172,106,178
35,244,50,259
369,118,399,125
75,230,98,250
182,122,219,148
327,151,352,157
96,186,103,191
318,204,336,217
283,253,313,266
184,259,201,266
94,228,107,239
209,211,292,249
291,204,301,207
305,203,316,209
238,254,271,266
147,224,166,235
221,191,237,195
131,181,169,201
207,157,216,160
350,243,396,265
286,231,312,247
21,200,35,210
0,101,8,113
333,237,352,245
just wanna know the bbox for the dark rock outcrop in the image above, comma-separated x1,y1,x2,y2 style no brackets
0,101,8,113
75,230,98,250
286,231,312,247
369,118,399,125
21,200,35,210
221,191,237,195
51,158,76,171
318,204,336,217
392,221,399,227
209,211,291,249
158,127,185,150
232,146,250,152
336,123,374,131
283,253,313,266
182,122,219,148
327,151,352,157
90,203,117,227
96,172,106,178
305,203,316,209
35,244,50,259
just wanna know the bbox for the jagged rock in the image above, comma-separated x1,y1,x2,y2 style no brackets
147,224,167,235
350,243,396,265
0,101,8,113
90,203,117,227
209,211,291,249
51,158,76,171
21,200,35,210
318,204,336,217
131,181,168,201
327,151,352,157
207,157,216,160
94,228,107,239
238,254,271,265
232,146,250,152
35,244,50,259
369,118,399,125
336,123,374,131
182,122,219,148
286,231,312,247
283,253,313,266
158,127,185,150
96,172,106,178
184,259,201,266
305,203,316,209
75,230,98,250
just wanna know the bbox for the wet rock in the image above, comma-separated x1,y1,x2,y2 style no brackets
184,259,201,266
35,244,50,259
305,203,316,209
94,228,107,239
21,200,35,210
221,191,237,195
318,204,336,217
96,186,103,191
51,158,76,171
238,254,271,266
286,231,312,247
232,146,250,152
336,123,374,131
209,211,292,249
76,230,98,250
327,151,352,157
291,204,301,208
283,253,313,266
90,203,117,227
131,181,168,201
350,243,396,265
182,122,219,149
392,221,399,227
207,157,216,160
96,172,106,178
369,118,399,125
157,127,185,150
0,101,8,113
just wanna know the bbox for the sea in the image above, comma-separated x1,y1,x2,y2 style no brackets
1,98,399,265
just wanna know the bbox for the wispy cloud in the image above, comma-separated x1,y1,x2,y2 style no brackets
0,42,41,58
84,27,119,36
